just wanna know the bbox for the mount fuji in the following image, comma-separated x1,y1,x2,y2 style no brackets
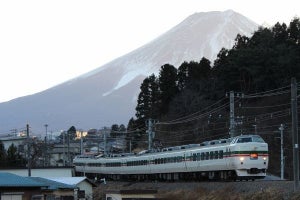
0,10,258,133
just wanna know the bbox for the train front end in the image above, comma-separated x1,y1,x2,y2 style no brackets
229,135,268,180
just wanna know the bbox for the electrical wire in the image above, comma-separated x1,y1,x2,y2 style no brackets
156,97,227,125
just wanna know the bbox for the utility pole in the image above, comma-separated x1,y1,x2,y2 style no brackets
229,91,235,138
44,124,48,167
129,140,132,154
104,127,107,156
67,131,70,166
291,77,299,191
80,130,83,155
62,131,65,166
279,124,285,180
26,124,31,177
146,119,156,151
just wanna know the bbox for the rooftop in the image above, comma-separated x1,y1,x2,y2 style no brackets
0,172,47,188
28,177,76,190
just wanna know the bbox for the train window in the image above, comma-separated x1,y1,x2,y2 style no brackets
214,151,219,159
197,153,201,161
209,152,214,159
193,153,197,161
219,150,224,159
237,137,252,143
201,152,205,160
178,156,182,162
205,152,209,160
252,136,265,143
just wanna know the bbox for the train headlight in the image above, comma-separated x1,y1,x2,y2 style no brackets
240,157,245,161
263,157,267,161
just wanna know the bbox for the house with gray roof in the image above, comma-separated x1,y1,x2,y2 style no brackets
0,172,47,200
46,177,96,200
0,173,78,200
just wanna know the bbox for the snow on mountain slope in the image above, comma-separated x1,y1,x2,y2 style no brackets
78,10,257,96
0,10,258,133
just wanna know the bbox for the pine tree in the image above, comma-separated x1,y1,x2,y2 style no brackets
110,124,119,138
126,118,143,150
136,77,151,121
135,74,159,121
288,18,300,44
0,141,7,167
177,61,189,91
7,143,23,167
158,64,178,114
67,126,77,140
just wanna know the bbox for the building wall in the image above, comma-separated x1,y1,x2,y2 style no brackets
0,188,43,200
0,168,74,177
0,137,27,150
77,181,93,199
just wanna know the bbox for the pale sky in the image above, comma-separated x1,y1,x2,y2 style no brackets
0,0,299,103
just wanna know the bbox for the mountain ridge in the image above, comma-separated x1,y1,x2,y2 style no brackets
0,10,258,133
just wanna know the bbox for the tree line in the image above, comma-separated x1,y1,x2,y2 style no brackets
0,141,26,168
126,18,300,149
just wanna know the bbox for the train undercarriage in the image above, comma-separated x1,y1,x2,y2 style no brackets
75,170,265,182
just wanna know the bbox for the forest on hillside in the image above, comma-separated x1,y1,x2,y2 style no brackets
125,18,300,178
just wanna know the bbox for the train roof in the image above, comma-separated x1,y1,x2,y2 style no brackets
74,134,265,160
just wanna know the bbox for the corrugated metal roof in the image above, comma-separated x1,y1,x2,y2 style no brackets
0,173,47,187
28,177,76,190
46,177,86,185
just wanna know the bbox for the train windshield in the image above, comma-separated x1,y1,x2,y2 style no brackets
237,137,252,143
234,135,265,143
252,135,265,143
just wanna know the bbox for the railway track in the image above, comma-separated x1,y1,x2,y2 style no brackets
99,180,295,196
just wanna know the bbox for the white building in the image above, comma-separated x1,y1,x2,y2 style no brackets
46,177,96,200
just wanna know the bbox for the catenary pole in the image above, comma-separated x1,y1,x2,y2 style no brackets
26,124,31,177
229,91,235,138
291,77,299,191
147,119,153,151
279,124,284,180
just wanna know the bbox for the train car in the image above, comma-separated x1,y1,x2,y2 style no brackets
73,134,268,181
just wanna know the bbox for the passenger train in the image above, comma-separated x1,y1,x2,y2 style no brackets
73,134,268,181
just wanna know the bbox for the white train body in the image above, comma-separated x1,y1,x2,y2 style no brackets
73,135,268,180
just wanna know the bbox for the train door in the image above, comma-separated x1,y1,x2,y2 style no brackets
183,151,188,172
225,147,231,169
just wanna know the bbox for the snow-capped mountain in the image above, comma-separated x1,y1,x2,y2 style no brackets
0,10,258,133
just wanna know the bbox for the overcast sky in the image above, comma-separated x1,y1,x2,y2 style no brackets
0,0,299,103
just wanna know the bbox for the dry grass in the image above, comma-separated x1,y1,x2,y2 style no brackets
159,187,241,200
158,187,300,200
